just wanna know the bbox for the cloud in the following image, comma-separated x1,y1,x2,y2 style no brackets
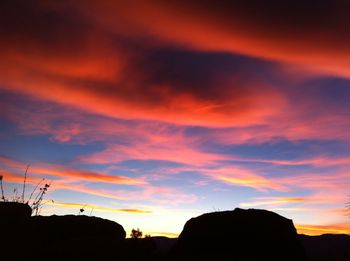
0,156,145,186
0,156,197,204
296,224,350,236
1,1,350,137
276,172,350,193
240,197,308,207
77,0,350,78
212,168,286,192
157,165,287,192
50,201,152,214
0,1,291,128
239,195,347,217
78,138,228,166
1,0,350,139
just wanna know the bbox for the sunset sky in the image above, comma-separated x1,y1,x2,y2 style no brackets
1,0,350,237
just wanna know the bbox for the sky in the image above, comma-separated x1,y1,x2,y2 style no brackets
1,0,350,237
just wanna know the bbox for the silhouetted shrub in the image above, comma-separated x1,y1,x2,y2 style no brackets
130,228,143,238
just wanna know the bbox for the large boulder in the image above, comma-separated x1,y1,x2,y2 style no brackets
0,201,32,221
29,214,126,240
173,208,306,261
26,215,126,259
0,208,127,260
0,202,32,260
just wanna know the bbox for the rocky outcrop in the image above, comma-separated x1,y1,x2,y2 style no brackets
0,202,33,260
0,210,126,260
27,215,126,259
30,214,125,240
0,201,32,221
172,208,306,261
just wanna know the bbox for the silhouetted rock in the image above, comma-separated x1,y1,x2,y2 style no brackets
26,215,126,260
300,234,350,261
0,209,127,260
0,202,32,260
30,214,125,239
172,208,306,261
0,201,32,221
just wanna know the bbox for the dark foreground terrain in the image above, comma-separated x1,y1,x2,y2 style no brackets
1,202,349,261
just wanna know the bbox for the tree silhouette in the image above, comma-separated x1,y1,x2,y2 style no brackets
130,228,143,239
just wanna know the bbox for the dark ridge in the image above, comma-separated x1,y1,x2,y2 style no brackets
300,234,350,261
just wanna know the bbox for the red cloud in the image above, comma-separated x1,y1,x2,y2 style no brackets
78,1,350,78
0,0,289,128
2,1,349,134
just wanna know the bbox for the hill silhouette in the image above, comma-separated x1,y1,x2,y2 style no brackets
300,234,350,261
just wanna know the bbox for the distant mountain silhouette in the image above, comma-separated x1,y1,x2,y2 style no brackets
171,208,306,260
152,236,177,255
300,234,350,261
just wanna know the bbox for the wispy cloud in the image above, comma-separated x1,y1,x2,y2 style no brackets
50,201,152,214
204,167,286,192
296,224,350,236
240,197,309,207
0,157,197,205
0,156,145,186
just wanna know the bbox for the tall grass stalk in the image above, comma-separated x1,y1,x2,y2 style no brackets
21,165,30,203
0,175,5,202
27,178,44,204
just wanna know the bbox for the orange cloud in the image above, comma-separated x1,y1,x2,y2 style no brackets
240,197,308,207
0,170,42,186
194,166,286,192
1,0,350,149
0,156,145,186
0,1,291,128
78,1,350,78
0,169,131,201
1,1,350,142
296,224,350,236
34,167,145,186
50,201,152,214
0,157,197,204
78,138,228,166
0,65,285,128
